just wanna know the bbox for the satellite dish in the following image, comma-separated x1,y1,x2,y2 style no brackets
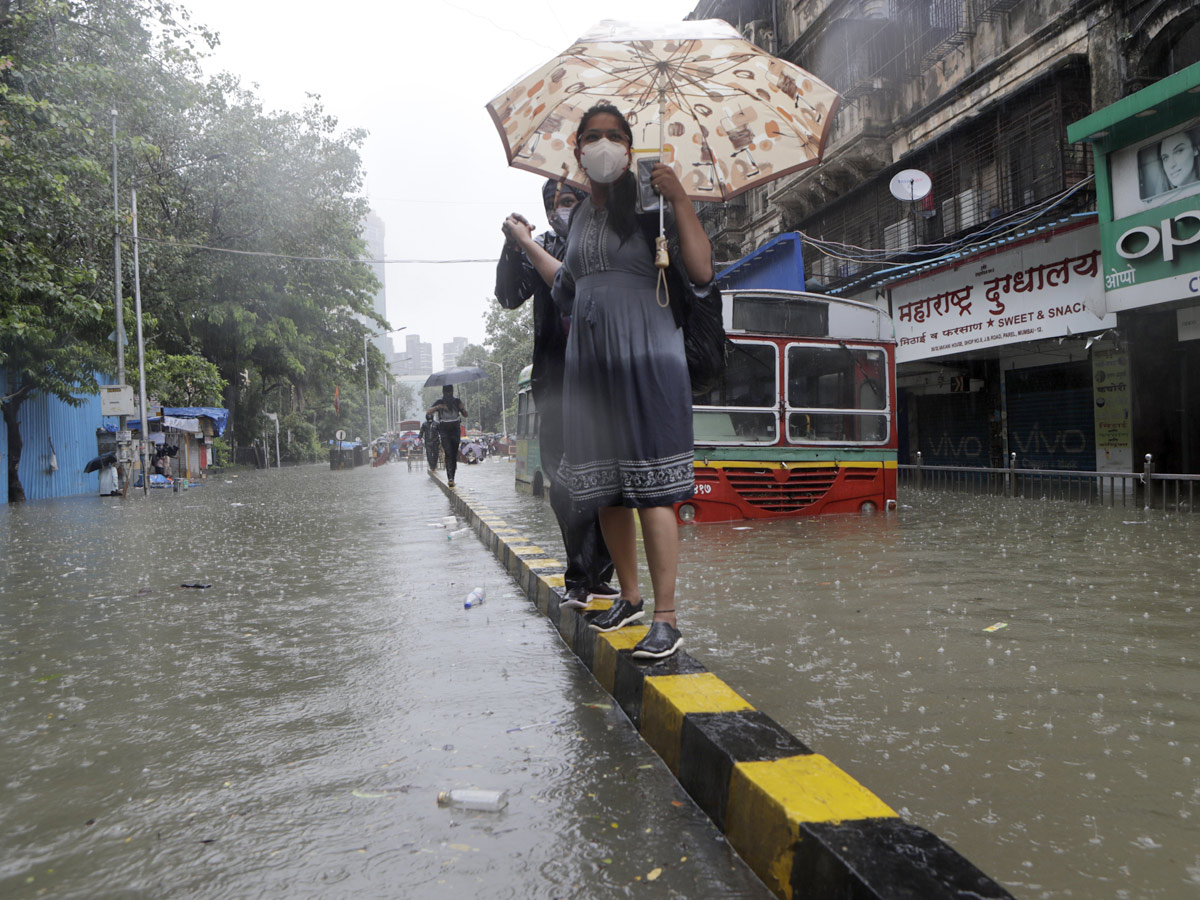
889,169,932,202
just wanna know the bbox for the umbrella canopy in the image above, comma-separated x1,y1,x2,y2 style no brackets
486,19,840,202
84,451,118,474
424,366,488,388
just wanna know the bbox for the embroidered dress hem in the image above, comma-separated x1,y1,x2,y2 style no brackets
563,450,695,510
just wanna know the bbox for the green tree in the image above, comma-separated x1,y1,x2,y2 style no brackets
0,0,154,500
458,300,534,434
144,350,226,406
1,0,386,496
133,87,383,448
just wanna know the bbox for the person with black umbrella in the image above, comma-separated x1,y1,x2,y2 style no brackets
427,386,468,488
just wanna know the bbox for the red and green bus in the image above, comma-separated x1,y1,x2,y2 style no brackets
678,289,897,524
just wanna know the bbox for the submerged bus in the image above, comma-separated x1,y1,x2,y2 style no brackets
513,290,897,521
514,365,545,495
681,289,897,523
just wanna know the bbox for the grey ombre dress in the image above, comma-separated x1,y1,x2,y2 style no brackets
552,199,697,512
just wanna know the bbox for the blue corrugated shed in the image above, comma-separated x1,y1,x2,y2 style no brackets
1,370,111,502
716,232,806,292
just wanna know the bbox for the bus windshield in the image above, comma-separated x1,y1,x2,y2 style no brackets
786,344,888,444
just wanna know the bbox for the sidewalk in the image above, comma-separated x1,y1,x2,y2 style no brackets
433,458,1017,900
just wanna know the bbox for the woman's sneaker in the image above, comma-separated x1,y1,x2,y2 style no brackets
588,599,644,632
632,621,683,660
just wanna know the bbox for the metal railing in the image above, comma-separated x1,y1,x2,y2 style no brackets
899,453,1200,512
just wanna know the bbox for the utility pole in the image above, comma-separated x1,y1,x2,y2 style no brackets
131,187,151,495
363,333,372,444
112,110,130,492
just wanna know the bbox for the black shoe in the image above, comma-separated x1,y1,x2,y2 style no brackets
560,586,590,610
632,621,683,660
588,598,645,632
588,582,620,601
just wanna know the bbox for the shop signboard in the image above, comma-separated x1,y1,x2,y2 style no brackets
1101,114,1200,311
891,224,1113,363
1069,62,1200,311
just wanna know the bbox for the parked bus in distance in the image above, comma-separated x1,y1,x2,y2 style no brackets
680,289,897,524
514,365,545,495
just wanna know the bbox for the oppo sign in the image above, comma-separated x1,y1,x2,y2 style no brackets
1116,210,1200,263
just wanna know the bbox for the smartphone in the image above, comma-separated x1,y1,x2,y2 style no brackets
636,156,661,213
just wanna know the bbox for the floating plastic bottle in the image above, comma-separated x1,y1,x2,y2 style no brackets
437,788,507,811
441,515,458,526
464,587,485,608
447,527,471,541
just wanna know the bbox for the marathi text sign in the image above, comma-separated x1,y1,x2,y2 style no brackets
892,225,1113,363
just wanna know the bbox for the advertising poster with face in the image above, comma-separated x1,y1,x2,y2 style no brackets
1111,117,1200,219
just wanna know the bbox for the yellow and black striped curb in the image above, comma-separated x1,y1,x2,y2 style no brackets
434,473,1015,900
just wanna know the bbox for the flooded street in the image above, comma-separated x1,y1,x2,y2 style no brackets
0,465,771,900
457,462,1200,900
3,458,1197,899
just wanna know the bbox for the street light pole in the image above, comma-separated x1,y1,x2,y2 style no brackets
125,151,223,495
363,327,406,444
111,110,131,493
130,186,151,495
363,333,371,444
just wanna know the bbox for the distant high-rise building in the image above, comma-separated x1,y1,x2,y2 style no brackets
443,337,469,369
391,334,432,376
361,211,393,357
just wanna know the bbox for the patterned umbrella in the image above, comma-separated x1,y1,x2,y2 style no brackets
485,19,840,202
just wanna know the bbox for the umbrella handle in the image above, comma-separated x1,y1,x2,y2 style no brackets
655,87,670,308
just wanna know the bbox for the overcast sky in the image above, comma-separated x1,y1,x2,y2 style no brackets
192,0,701,367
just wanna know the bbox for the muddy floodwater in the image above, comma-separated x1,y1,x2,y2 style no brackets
3,459,1198,900
457,461,1200,900
0,465,772,900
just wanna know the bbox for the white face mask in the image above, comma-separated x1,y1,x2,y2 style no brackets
579,138,629,184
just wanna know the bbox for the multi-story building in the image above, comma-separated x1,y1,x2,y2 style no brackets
689,0,1200,475
361,211,394,358
392,334,432,376
443,336,469,369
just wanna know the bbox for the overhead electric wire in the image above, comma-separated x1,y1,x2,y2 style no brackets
135,235,499,264
797,174,1096,279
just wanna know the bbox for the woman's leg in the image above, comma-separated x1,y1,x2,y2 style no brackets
637,506,679,627
598,506,641,605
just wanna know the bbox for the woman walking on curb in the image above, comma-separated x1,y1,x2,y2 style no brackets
427,386,467,488
551,103,714,660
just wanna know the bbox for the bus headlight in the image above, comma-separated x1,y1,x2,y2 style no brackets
678,503,696,522
860,500,878,515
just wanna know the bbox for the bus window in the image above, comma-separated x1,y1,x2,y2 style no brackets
693,340,777,444
786,344,888,445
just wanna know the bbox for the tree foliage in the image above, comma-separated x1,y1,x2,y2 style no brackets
1,0,392,491
457,300,534,434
